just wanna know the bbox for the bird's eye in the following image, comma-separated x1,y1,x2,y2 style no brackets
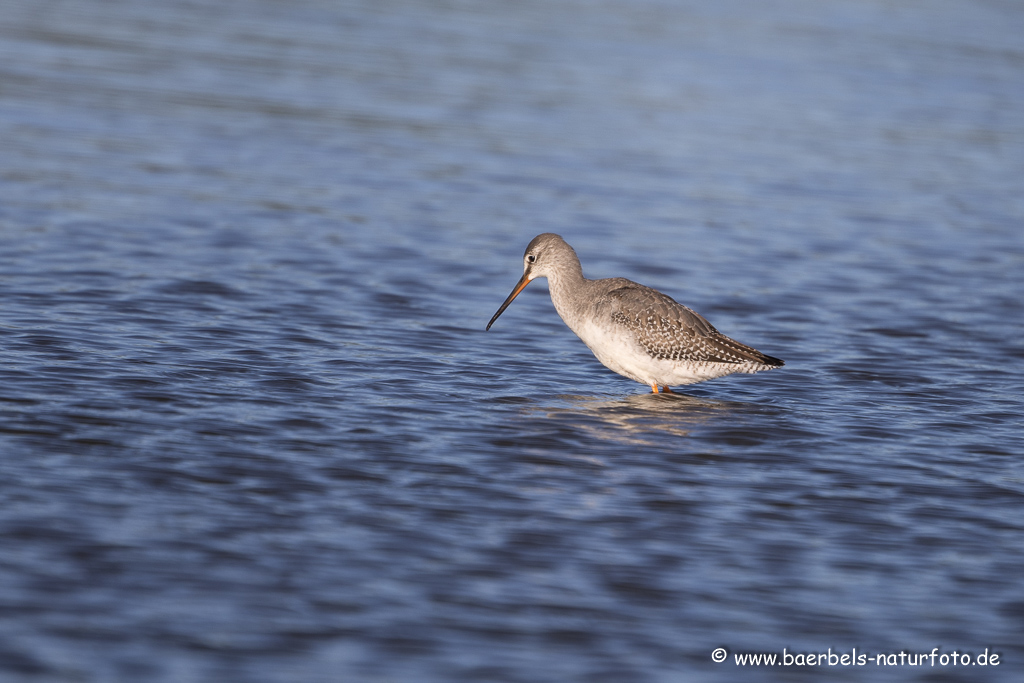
527,254,536,263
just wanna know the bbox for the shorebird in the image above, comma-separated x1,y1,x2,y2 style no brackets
486,233,783,393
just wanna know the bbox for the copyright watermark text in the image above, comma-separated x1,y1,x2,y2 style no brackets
712,647,1000,667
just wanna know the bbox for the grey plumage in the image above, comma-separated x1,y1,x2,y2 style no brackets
600,281,782,367
487,233,783,392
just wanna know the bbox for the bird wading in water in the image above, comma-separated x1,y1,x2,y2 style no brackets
486,233,784,393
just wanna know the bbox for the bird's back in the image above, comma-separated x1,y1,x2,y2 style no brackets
589,278,783,368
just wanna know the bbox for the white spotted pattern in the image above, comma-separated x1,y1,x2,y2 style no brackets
488,233,783,391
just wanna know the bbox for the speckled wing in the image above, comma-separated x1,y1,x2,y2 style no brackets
597,279,782,366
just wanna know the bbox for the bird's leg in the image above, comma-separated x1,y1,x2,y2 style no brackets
650,383,659,393
662,385,673,393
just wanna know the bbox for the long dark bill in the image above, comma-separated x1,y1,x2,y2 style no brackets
485,273,532,330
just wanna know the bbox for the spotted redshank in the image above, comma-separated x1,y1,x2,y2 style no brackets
486,233,783,393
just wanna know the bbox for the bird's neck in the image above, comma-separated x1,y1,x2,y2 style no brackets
547,256,585,292
547,258,588,325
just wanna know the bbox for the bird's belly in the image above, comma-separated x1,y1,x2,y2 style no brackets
572,319,745,386
573,319,669,385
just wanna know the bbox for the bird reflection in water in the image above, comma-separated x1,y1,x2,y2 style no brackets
537,392,747,447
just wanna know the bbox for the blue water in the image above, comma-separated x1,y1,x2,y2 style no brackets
1,1,1023,681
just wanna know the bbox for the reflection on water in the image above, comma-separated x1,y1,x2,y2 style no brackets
541,393,747,446
1,0,1023,681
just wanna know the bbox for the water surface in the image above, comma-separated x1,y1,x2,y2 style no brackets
1,0,1023,681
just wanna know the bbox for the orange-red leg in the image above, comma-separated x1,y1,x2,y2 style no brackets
662,385,673,393
650,383,659,393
